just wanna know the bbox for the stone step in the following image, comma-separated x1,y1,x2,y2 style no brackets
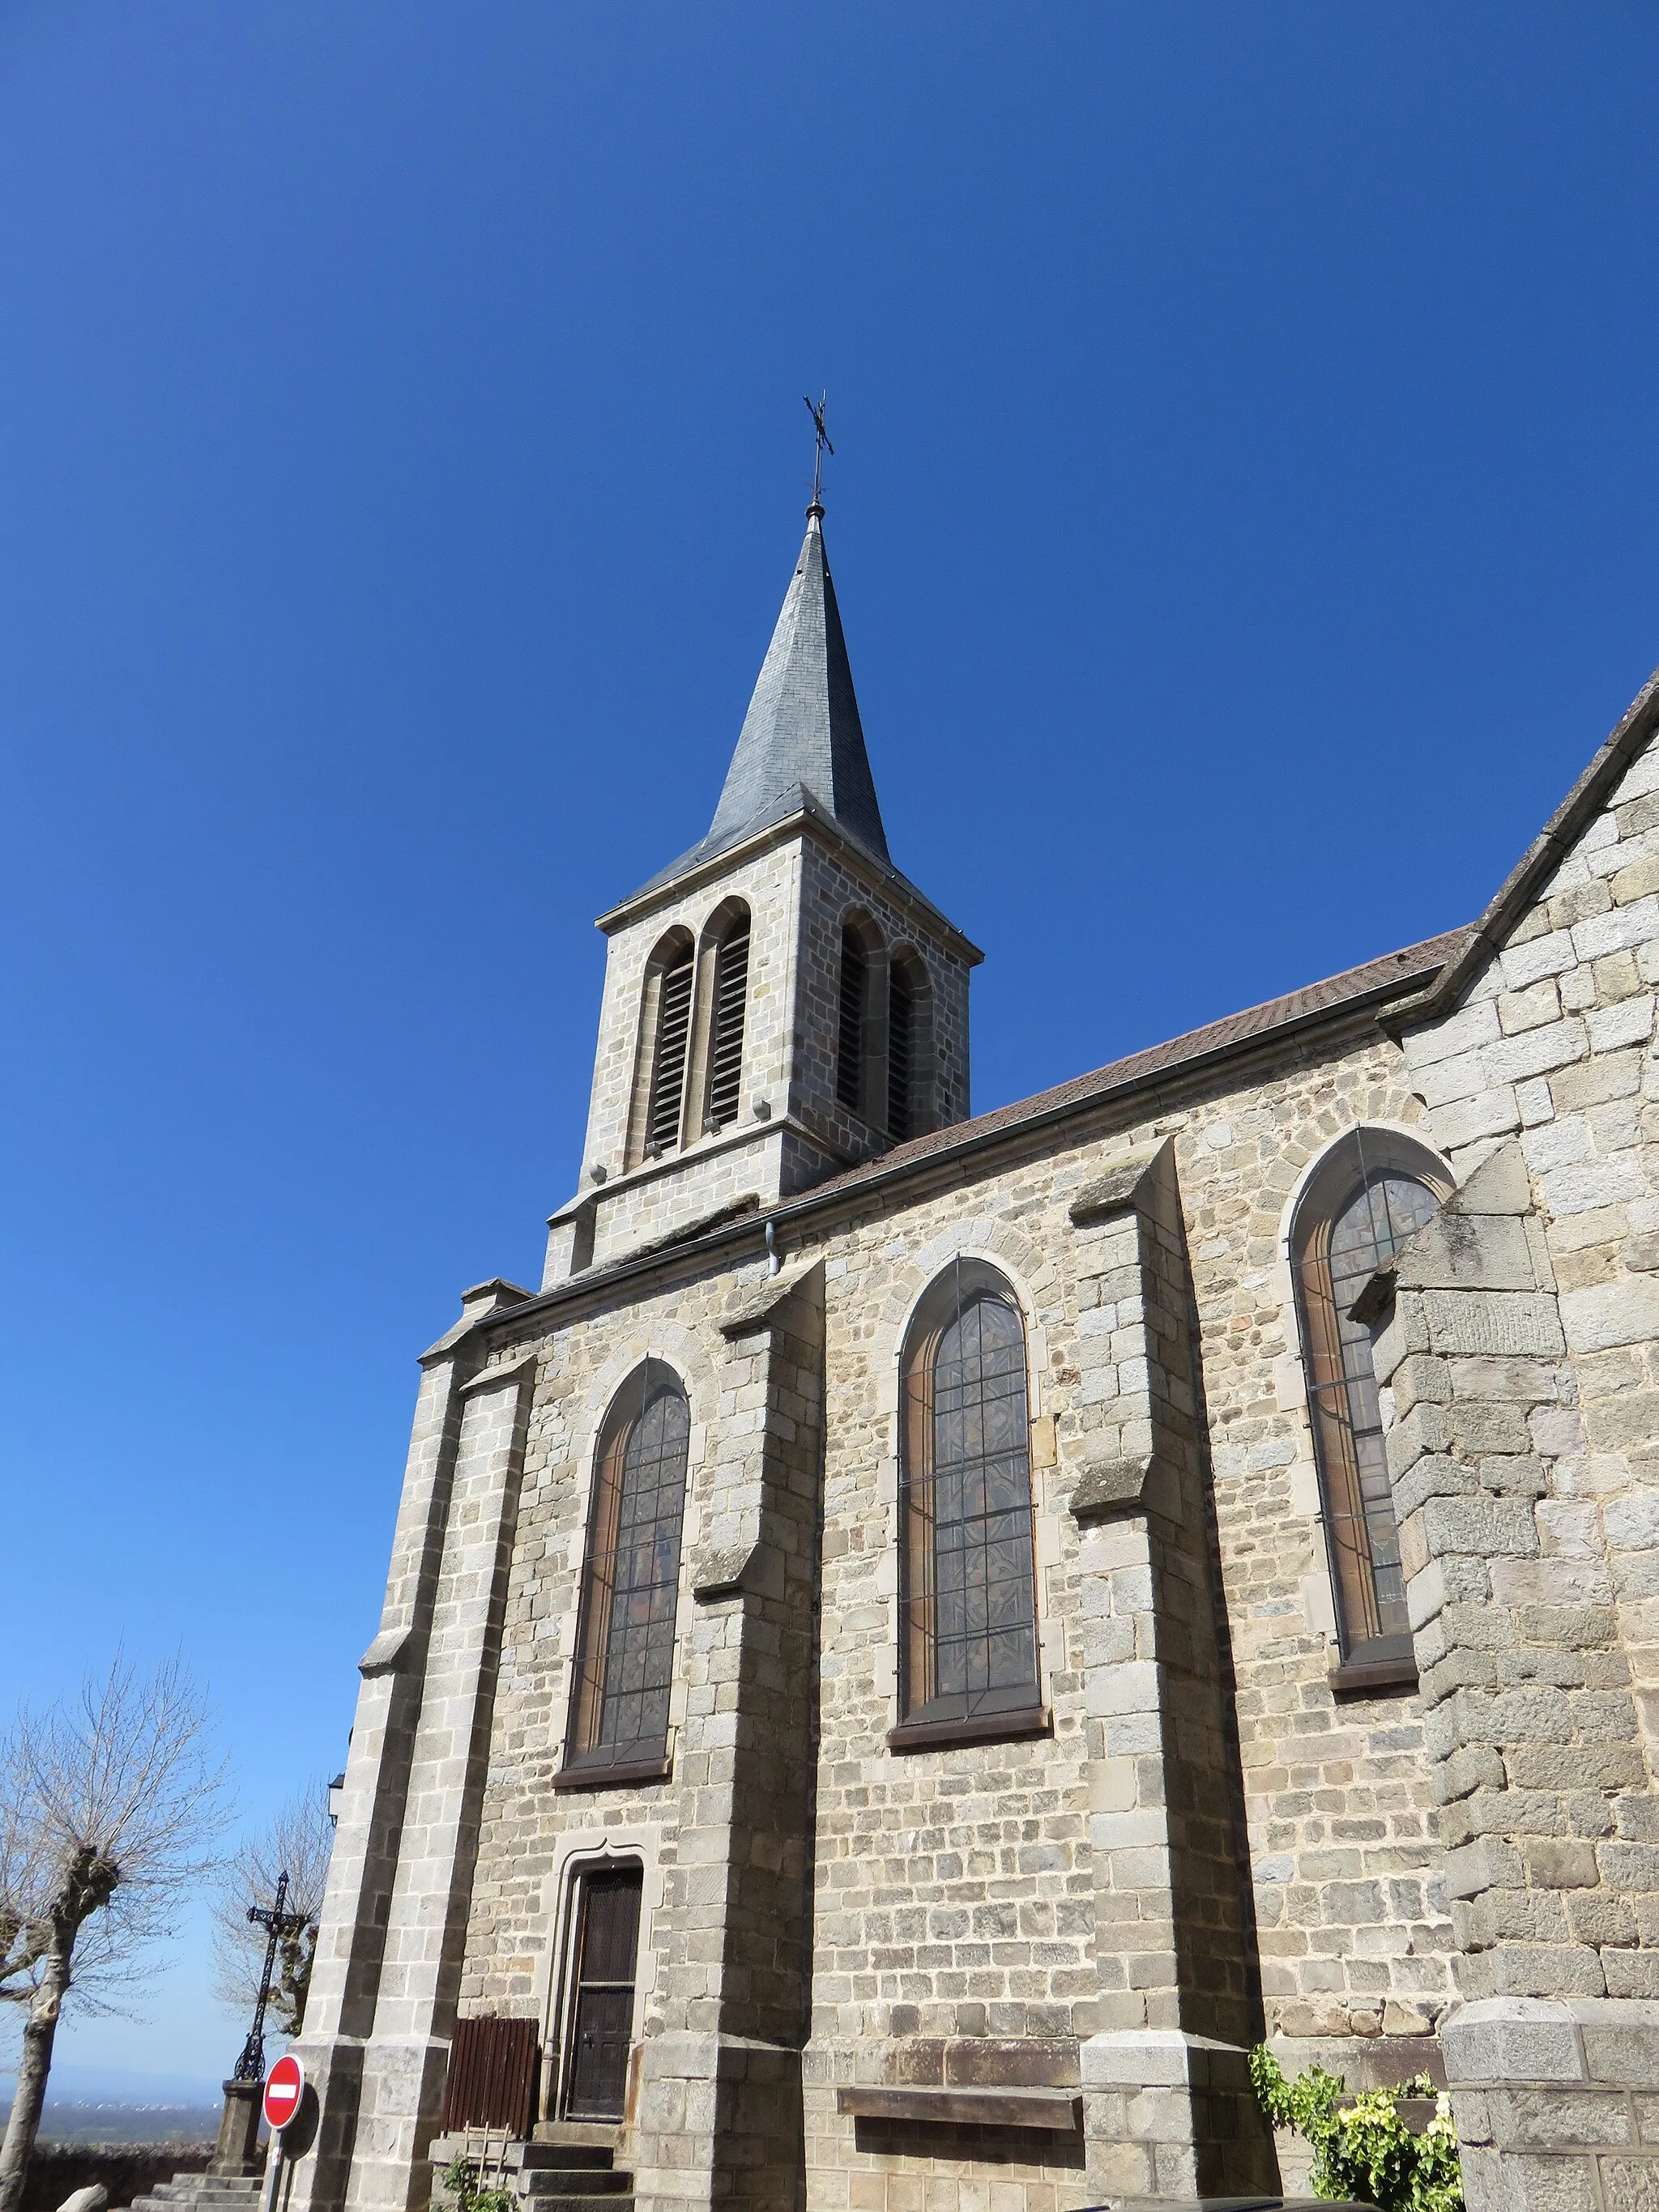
527,2126,618,2158
519,2172,632,2199
524,2197,633,2212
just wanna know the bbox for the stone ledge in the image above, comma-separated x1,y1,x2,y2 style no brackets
358,1625,416,1678
886,1704,1051,1754
1070,1455,1175,1524
835,2086,1082,2131
550,1754,672,1792
719,1259,823,1336
691,1541,768,1603
1068,1141,1169,1226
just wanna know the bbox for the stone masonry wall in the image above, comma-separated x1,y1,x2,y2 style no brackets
356,1003,1474,2212
553,827,972,1284
1402,730,1659,1811
582,842,802,1188
783,1022,1456,2212
789,837,972,1162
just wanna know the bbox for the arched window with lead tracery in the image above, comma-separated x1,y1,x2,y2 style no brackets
1292,1128,1452,1675
897,1262,1042,1742
562,1362,690,1782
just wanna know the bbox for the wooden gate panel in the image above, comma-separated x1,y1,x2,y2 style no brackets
442,2015,540,2136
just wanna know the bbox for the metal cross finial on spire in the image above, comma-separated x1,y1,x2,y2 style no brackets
804,391,833,512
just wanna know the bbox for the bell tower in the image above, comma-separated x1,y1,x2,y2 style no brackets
544,491,982,1285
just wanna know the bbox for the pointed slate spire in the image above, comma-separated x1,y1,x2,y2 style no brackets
706,505,889,862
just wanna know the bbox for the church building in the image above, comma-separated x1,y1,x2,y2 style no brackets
288,487,1659,2212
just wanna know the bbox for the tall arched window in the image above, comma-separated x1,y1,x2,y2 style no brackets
1293,1130,1451,1674
561,1363,690,1783
897,1263,1041,1742
704,906,750,1132
836,923,868,1114
643,933,695,1157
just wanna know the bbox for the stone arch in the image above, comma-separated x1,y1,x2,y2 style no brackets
836,905,887,1125
885,940,934,1140
562,1355,697,1777
625,924,697,1167
1276,1121,1455,1671
689,896,753,1136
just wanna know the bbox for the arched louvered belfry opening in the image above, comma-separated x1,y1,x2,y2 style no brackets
885,946,932,1144
836,910,884,1123
561,1360,691,1784
699,901,751,1134
895,1260,1043,1745
1291,1127,1453,1675
631,928,696,1164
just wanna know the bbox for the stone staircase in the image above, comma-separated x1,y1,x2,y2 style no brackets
431,2125,632,2212
127,2173,265,2212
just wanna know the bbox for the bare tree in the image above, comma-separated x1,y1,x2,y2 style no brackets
211,1784,335,2043
0,1657,229,2212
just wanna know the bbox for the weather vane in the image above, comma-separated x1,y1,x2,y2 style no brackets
804,391,833,509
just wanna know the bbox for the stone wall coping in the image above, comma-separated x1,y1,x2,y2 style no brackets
458,1353,539,1398
1070,1455,1172,1524
358,1624,416,1678
1382,658,1659,1034
718,1260,822,1337
1080,2029,1253,2090
1441,1997,1659,2091
1067,1141,1171,1226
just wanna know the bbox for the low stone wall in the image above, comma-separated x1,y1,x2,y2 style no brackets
19,2144,211,2212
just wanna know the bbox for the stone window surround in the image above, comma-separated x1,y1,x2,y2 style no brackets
835,899,939,1144
549,1334,719,1793
531,1824,667,2125
1269,1117,1456,1690
868,1226,1061,1754
887,1256,1048,1751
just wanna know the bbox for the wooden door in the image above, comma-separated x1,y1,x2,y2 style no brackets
564,1867,642,2120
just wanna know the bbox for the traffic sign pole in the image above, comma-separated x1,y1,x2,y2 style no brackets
260,2055,306,2212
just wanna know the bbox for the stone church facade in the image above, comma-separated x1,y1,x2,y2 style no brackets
288,494,1659,2212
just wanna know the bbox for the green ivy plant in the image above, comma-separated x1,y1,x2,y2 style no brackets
1247,2045,1464,2212
441,2155,518,2212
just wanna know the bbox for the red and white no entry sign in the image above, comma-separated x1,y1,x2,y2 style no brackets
263,2054,305,2133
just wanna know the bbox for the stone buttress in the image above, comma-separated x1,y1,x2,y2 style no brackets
288,1284,538,2212
629,1263,825,2212
1065,1141,1274,2201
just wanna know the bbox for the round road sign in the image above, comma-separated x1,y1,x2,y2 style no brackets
263,2054,305,2133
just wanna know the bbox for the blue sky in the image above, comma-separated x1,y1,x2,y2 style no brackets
4,2,1659,2082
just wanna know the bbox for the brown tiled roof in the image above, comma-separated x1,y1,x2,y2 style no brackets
787,923,1478,1213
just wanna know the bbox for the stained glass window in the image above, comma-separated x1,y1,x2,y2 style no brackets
565,1369,689,1772
901,1268,1039,1726
1294,1140,1446,1667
